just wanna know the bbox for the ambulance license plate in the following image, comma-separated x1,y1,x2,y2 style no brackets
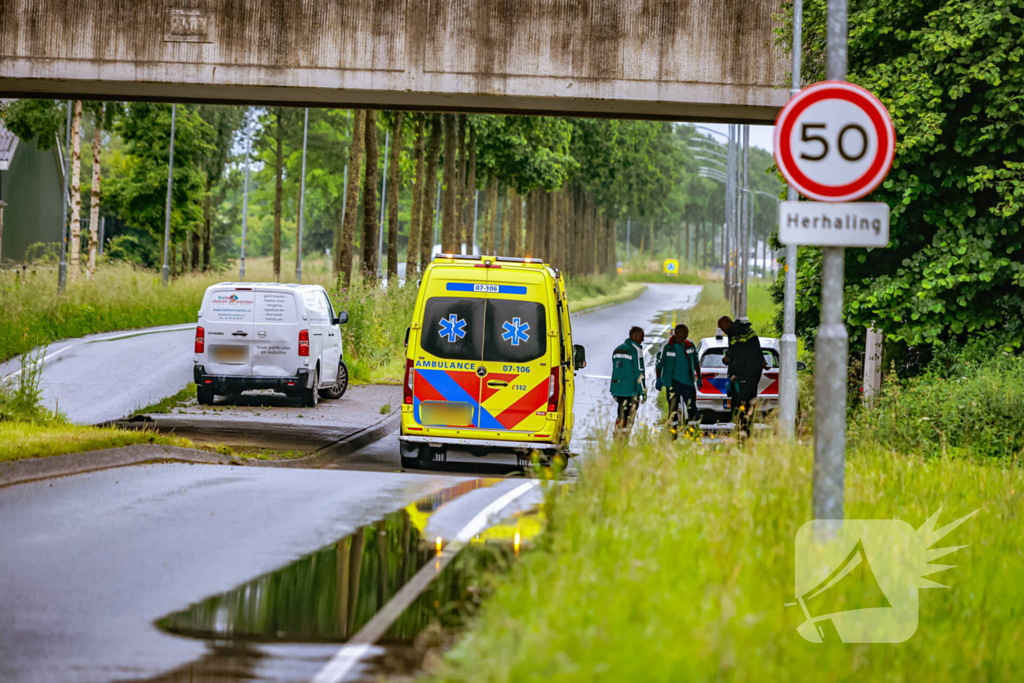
420,401,474,427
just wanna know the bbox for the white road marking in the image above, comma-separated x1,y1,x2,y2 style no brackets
310,479,542,683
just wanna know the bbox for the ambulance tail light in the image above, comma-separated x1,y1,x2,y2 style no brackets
546,367,561,412
403,359,415,404
298,329,310,356
194,326,205,353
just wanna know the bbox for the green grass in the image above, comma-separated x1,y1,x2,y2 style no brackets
623,270,704,285
435,433,1024,682
132,383,196,416
0,421,192,462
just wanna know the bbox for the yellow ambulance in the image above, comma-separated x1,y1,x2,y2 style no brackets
399,254,586,468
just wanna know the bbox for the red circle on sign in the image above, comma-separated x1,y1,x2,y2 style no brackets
774,81,895,202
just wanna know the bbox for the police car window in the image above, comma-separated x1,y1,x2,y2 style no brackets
763,349,779,368
700,348,727,368
420,297,485,361
483,300,546,362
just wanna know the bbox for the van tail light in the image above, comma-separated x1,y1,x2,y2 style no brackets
546,367,560,412
403,359,415,404
298,329,310,356
194,326,205,353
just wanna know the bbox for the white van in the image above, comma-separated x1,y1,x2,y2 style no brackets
193,283,349,407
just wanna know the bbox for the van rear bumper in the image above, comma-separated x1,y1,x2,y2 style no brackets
398,434,559,451
194,365,312,394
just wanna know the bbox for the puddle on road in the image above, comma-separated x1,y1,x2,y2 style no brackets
141,479,538,682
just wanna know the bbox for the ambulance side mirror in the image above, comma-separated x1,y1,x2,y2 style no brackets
573,344,587,370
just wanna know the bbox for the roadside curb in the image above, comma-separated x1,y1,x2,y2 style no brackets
570,284,648,318
3,406,402,488
243,409,401,469
0,443,243,489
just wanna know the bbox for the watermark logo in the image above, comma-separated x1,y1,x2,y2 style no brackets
791,508,978,643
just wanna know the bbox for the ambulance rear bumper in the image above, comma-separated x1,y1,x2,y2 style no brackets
398,435,559,451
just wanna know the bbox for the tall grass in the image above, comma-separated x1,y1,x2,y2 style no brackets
852,354,1024,460
435,432,1024,682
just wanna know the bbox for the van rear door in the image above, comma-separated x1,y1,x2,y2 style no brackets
252,289,300,377
203,287,256,377
475,268,551,436
413,280,487,430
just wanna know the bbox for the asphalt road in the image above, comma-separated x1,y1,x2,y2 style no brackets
0,283,704,683
0,465,472,682
0,324,196,425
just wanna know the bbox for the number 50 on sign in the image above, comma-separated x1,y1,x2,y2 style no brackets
773,81,895,204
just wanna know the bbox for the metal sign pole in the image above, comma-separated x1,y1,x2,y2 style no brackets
160,103,177,287
813,0,849,521
239,107,252,281
725,125,736,310
779,0,803,440
377,130,389,277
296,108,309,284
739,125,750,318
58,101,71,292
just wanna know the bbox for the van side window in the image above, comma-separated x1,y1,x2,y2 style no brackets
483,299,546,363
322,292,337,323
420,297,485,361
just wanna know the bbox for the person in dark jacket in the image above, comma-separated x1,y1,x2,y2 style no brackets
718,316,765,435
655,324,700,439
610,326,647,438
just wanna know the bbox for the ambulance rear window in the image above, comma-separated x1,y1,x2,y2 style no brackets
484,299,546,362
420,297,485,361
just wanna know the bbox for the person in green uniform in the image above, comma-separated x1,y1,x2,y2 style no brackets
656,324,701,438
610,326,647,438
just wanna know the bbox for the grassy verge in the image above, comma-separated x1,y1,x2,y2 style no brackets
0,422,192,463
436,433,1024,681
132,383,197,416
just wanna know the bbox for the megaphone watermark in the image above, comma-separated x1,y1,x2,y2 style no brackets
790,508,978,643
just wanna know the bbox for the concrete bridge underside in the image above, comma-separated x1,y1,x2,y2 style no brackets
0,0,789,122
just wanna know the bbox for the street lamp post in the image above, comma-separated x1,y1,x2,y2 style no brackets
296,108,309,284
239,107,252,281
160,103,177,287
779,0,804,442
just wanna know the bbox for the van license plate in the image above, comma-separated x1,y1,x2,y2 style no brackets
211,345,249,363
420,401,474,427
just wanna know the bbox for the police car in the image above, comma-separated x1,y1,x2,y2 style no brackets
695,331,801,423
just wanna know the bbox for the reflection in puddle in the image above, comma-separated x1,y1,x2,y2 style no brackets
141,480,526,682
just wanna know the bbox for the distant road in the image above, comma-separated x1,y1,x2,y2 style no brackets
0,324,196,425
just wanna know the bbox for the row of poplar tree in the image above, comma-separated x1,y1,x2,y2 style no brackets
1,100,782,282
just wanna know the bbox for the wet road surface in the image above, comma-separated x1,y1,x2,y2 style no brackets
0,465,470,682
0,324,196,425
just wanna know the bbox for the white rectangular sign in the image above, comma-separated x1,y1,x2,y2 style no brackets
778,201,890,247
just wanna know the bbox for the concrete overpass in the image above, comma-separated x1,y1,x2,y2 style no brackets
0,0,789,122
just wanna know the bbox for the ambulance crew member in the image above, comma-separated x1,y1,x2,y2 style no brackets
656,323,700,438
718,316,765,435
610,326,647,438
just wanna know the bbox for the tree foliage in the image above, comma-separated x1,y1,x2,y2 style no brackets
775,0,1024,359
103,103,214,266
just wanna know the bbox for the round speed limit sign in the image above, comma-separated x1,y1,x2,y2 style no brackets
774,81,895,203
